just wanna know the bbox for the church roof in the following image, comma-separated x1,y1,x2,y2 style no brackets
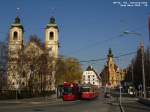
49,16,56,24
23,36,45,55
14,16,21,24
11,16,24,32
29,36,45,49
86,65,101,80
24,41,44,56
107,48,113,57
46,16,59,30
86,65,93,71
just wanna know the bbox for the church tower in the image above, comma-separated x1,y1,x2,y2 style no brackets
45,16,59,58
9,16,24,52
107,48,117,88
7,16,24,90
107,48,114,67
45,17,59,91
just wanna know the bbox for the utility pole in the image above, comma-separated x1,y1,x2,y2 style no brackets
131,64,134,84
140,42,146,98
119,82,122,105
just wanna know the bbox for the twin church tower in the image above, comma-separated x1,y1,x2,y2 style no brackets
8,16,59,90
9,16,59,58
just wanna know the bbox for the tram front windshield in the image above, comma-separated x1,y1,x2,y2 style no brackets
64,87,73,94
81,87,91,92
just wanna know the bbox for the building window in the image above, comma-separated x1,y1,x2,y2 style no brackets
13,31,18,40
93,82,95,84
49,47,52,51
12,73,15,77
83,75,85,79
13,65,16,69
22,71,25,78
88,75,90,78
49,32,54,40
22,82,25,86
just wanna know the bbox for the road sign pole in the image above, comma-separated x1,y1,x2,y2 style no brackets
119,83,122,105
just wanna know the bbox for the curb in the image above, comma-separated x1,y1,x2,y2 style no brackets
119,104,125,112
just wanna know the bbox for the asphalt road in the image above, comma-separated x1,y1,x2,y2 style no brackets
122,97,150,112
1,90,150,112
0,95,120,112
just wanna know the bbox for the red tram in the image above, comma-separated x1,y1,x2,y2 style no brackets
63,82,80,101
80,84,99,100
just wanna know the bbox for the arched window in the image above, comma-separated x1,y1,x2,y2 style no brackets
22,82,25,86
13,31,18,40
49,32,54,40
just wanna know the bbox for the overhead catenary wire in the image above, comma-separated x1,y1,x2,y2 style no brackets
72,51,137,63
65,24,146,55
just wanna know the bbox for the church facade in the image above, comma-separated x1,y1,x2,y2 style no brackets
7,16,59,92
100,48,126,88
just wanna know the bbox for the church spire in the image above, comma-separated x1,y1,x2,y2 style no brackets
11,16,24,32
107,48,113,58
49,16,55,24
14,16,21,24
46,16,58,30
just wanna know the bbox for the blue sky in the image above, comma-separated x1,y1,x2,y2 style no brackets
0,0,149,73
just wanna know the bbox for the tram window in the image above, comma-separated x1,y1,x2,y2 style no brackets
81,87,90,92
63,87,72,94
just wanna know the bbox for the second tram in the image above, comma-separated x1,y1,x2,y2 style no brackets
80,84,99,100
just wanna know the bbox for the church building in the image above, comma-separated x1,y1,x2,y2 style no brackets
7,16,59,92
100,48,125,88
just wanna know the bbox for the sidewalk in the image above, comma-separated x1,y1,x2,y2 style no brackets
105,94,123,112
138,98,150,106
109,94,138,112
0,94,60,104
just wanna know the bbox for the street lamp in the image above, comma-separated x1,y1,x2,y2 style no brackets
121,31,146,98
